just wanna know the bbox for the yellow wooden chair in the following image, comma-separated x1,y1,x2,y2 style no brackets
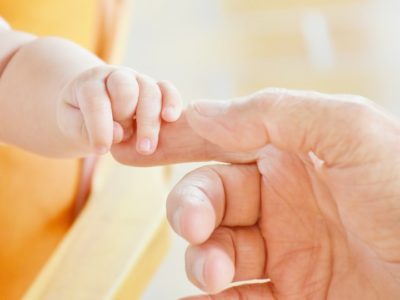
24,159,170,300
0,1,170,299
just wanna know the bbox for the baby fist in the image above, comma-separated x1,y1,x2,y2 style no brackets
57,65,182,156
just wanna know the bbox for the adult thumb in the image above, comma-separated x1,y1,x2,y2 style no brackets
186,89,387,165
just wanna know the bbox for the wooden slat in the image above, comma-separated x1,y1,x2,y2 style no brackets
23,156,169,300
115,221,170,299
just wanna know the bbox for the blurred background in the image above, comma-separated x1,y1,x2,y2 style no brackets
118,0,400,299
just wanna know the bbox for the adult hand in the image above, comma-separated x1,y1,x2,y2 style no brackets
160,89,400,299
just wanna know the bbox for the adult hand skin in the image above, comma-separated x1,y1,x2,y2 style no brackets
112,89,400,299
133,89,400,299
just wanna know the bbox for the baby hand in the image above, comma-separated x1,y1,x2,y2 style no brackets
57,65,182,156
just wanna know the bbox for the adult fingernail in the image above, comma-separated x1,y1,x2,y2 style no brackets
172,206,182,236
138,138,152,154
192,252,206,288
163,106,178,121
191,100,230,117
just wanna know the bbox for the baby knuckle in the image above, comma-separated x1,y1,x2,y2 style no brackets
158,79,175,91
151,86,162,100
108,71,137,92
138,118,160,128
142,84,162,101
158,79,172,85
79,80,104,98
78,81,108,111
84,98,109,113
86,65,110,79
114,86,138,102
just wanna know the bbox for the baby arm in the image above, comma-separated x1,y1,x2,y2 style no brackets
0,28,182,157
